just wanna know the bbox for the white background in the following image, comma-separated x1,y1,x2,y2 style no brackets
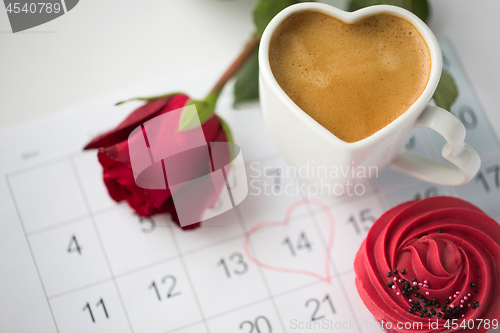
0,0,499,134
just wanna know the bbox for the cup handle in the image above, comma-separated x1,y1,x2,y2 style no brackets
390,105,481,186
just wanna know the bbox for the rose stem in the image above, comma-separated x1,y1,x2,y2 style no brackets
208,34,260,98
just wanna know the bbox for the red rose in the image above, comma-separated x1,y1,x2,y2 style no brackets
84,94,228,229
354,196,500,333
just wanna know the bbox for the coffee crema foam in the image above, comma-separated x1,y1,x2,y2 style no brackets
269,11,431,142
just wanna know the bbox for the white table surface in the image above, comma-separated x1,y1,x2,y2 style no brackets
0,0,499,134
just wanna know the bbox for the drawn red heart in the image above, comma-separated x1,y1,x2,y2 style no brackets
243,199,335,283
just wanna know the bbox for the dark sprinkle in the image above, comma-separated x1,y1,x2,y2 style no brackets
412,278,417,282
435,303,440,308
408,308,413,313
429,307,433,311
420,295,425,299
472,305,477,309
419,312,424,318
387,283,392,288
426,313,431,317
393,269,398,274
432,298,437,303
445,300,450,304
437,313,442,318
422,308,427,313
431,310,436,315
401,269,406,274
454,313,460,318
471,282,477,287
438,229,443,233
415,293,420,297
445,311,451,316
387,272,392,277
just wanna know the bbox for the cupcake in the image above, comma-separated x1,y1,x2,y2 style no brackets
354,196,500,332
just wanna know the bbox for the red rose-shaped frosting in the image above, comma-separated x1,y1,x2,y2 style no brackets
355,196,500,332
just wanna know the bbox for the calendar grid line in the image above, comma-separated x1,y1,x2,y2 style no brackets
88,203,124,219
180,232,245,257
2,38,499,333
112,254,181,280
267,264,355,302
305,201,364,333
370,178,390,212
25,213,91,236
159,257,360,333
203,294,270,322
233,204,288,333
168,221,212,333
164,319,206,333
4,175,61,333
12,187,371,324
478,148,500,161
5,154,72,178
48,277,114,300
185,260,360,331
445,39,500,148
272,279,324,301
69,157,136,333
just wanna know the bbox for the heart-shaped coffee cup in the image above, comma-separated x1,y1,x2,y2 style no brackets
259,3,480,187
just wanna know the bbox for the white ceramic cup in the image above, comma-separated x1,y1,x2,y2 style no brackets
259,2,481,187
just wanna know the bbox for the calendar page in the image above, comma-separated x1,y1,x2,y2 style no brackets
1,39,499,333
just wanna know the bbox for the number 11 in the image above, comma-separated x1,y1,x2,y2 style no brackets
83,298,108,323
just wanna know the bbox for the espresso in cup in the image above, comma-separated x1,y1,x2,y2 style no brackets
269,10,431,143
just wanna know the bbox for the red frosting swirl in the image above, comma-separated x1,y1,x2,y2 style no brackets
354,196,500,332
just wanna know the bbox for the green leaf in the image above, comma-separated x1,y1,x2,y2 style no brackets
350,0,429,22
218,116,238,186
407,0,429,22
433,69,458,112
177,98,216,131
351,0,379,9
348,1,363,11
116,92,181,106
218,116,235,159
254,0,298,37
233,49,260,108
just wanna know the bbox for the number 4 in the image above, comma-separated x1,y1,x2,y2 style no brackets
68,235,82,255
